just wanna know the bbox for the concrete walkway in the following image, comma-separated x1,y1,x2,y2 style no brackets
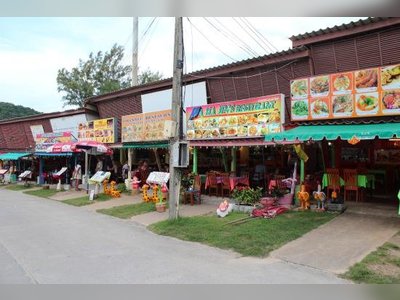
131,204,216,226
271,204,400,274
85,194,142,211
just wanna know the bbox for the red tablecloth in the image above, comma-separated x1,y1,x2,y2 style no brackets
205,175,249,191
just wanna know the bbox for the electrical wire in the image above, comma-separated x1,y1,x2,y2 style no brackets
186,17,238,62
202,17,260,58
240,17,279,52
232,17,272,55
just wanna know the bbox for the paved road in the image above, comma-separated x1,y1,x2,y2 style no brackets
0,189,347,284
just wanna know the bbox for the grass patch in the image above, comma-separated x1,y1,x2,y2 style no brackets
62,193,112,207
24,189,59,198
149,210,337,257
6,184,37,191
97,202,156,219
342,240,400,284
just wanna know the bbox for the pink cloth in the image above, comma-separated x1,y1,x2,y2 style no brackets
205,175,249,191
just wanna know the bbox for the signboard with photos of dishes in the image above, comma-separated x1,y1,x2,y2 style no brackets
121,110,172,143
290,63,400,121
35,132,73,152
186,95,284,140
78,118,116,143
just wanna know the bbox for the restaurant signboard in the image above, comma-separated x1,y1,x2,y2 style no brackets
78,118,116,144
290,63,400,121
186,95,285,140
35,132,73,152
121,110,172,143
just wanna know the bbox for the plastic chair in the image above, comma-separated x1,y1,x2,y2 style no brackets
326,168,340,199
343,169,360,202
207,172,219,196
183,175,202,205
220,174,231,197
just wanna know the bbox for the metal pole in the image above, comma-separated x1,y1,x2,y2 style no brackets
168,17,184,220
192,147,198,175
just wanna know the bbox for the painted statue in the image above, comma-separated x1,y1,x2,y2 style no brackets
296,183,310,210
313,182,326,211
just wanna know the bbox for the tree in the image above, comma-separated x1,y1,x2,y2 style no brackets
57,44,164,107
138,69,164,85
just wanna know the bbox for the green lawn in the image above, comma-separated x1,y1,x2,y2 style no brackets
97,202,156,219
24,189,59,198
62,193,112,207
149,211,337,257
342,237,400,284
6,184,37,191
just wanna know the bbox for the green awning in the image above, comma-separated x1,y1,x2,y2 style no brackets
122,141,169,149
265,123,400,142
0,152,32,160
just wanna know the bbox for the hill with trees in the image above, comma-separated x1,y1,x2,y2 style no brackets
0,102,41,121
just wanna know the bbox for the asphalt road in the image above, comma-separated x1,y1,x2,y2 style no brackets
0,189,347,284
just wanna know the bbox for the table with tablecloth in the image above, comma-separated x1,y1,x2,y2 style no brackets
204,175,249,191
321,173,375,189
268,179,292,191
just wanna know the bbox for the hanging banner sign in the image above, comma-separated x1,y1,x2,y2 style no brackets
186,94,285,140
290,63,400,121
35,132,73,152
121,110,172,143
78,118,116,143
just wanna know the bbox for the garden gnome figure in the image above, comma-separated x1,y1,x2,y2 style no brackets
216,198,233,218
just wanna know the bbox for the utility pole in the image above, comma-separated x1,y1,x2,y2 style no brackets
168,17,184,220
127,17,139,186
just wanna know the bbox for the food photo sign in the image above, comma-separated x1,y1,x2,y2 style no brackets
121,110,172,143
78,118,116,144
35,132,73,152
290,64,400,121
186,95,284,140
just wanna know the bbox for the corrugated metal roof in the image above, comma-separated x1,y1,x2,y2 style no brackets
290,17,391,41
85,46,308,103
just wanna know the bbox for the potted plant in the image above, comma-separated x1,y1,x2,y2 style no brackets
231,186,262,213
155,199,167,213
181,172,195,192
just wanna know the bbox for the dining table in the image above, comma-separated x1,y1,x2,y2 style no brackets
204,174,249,191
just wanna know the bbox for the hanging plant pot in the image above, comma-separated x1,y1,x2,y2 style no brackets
155,202,167,213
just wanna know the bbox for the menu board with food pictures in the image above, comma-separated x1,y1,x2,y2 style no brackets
78,118,116,143
35,132,73,152
186,95,284,140
290,63,400,121
121,110,172,143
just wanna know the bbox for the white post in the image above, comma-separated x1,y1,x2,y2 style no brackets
132,17,139,86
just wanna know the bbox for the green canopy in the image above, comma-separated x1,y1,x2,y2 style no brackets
265,123,400,142
122,141,169,149
0,152,32,160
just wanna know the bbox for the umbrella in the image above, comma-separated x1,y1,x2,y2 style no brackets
74,141,113,155
45,142,81,153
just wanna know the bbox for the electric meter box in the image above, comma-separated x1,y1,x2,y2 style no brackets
171,141,189,168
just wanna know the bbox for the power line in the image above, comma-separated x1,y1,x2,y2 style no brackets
202,17,260,58
186,17,238,62
240,17,279,52
232,17,272,55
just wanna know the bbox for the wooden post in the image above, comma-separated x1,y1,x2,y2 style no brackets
168,17,184,220
153,148,162,171
231,147,237,174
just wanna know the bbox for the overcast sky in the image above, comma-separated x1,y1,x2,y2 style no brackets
0,17,362,113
